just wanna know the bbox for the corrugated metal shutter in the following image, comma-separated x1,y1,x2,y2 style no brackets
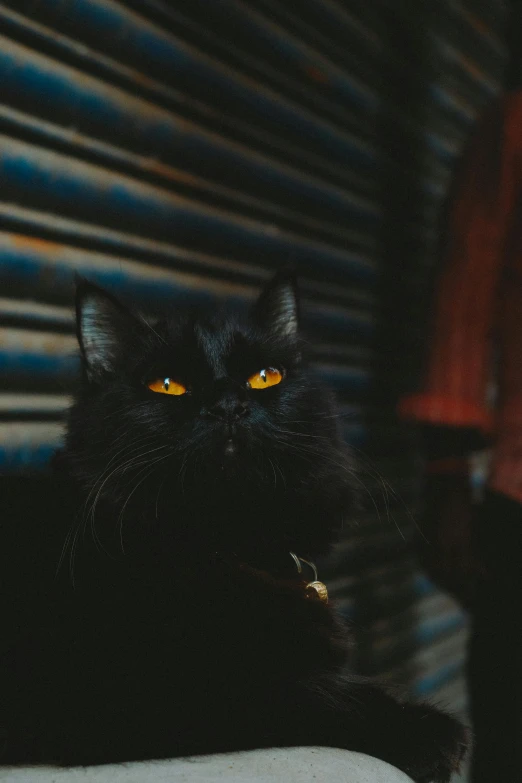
0,0,507,748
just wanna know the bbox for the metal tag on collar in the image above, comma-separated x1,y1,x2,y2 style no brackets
289,552,328,604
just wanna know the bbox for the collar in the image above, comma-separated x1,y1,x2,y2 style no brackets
214,550,328,604
289,551,329,604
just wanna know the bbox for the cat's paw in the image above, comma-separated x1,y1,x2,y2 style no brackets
394,704,470,783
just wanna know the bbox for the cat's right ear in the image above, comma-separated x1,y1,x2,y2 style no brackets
251,268,299,340
76,280,140,382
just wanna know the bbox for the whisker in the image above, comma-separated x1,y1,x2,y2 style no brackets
116,450,175,554
139,314,168,346
61,440,173,578
267,457,278,488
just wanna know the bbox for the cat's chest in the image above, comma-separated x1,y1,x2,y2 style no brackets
70,564,339,678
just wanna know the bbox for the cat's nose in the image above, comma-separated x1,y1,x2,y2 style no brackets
207,399,249,421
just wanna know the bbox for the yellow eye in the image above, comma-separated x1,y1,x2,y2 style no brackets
247,368,283,390
147,377,187,396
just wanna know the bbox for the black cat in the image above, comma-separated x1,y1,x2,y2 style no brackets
1,273,468,781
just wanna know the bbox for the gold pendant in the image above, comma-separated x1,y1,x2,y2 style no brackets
289,552,328,604
306,580,329,603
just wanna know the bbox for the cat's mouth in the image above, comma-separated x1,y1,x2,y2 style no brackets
223,438,237,457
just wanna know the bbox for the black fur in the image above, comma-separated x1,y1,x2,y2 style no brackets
1,274,468,780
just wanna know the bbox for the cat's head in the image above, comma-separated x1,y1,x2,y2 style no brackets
63,272,357,561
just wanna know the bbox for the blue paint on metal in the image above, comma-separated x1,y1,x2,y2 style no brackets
0,40,380,222
284,0,377,47
413,573,438,598
429,84,475,125
0,255,375,338
29,0,375,167
0,443,58,472
318,367,371,391
0,350,79,378
168,0,491,140
451,2,506,56
0,138,376,281
426,133,458,163
413,661,465,697
432,37,500,95
184,0,379,110
415,613,467,645
0,107,378,247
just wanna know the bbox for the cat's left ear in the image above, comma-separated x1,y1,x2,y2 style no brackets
252,269,299,340
76,280,142,381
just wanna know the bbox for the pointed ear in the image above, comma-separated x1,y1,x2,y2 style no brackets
76,280,141,381
252,270,299,339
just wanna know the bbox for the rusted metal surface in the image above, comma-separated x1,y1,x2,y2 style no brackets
0,134,376,281
0,0,506,477
0,33,380,227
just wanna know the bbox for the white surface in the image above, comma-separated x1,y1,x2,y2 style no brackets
0,747,413,783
